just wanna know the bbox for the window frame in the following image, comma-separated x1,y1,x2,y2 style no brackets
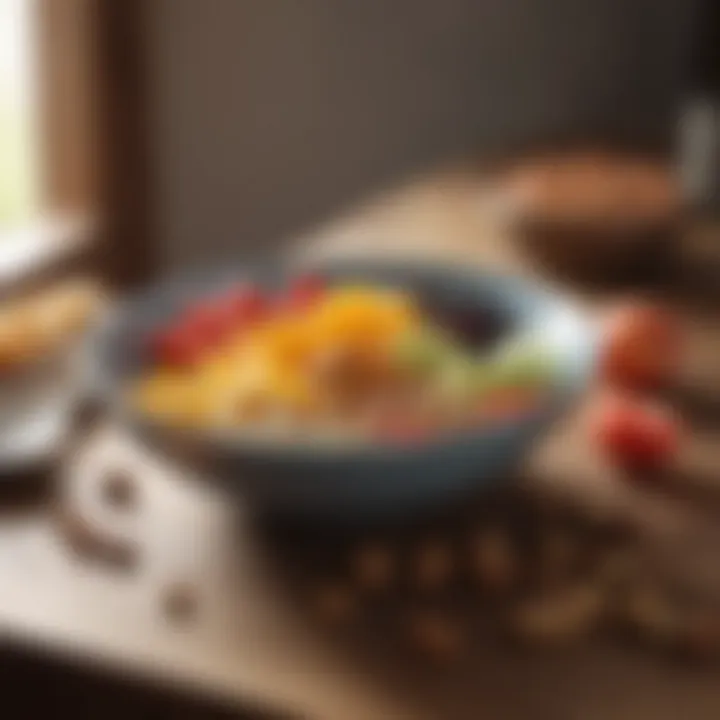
89,0,157,289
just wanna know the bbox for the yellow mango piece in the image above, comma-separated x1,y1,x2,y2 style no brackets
252,318,316,368
133,371,203,425
222,330,252,359
310,287,418,352
134,284,421,429
271,367,313,409
225,347,315,415
194,358,239,408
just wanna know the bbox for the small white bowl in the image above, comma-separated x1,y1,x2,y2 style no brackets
0,345,83,470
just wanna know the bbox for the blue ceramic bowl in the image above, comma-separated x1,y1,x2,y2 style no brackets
91,260,597,520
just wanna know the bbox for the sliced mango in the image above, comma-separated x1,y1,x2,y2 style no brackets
310,286,419,352
251,317,317,368
133,371,202,425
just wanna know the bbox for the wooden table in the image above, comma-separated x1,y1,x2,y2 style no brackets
3,168,720,720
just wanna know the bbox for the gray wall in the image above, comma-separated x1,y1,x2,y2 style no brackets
149,0,697,271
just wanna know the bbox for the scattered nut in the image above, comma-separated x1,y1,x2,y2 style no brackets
509,582,606,645
313,582,357,624
620,584,682,647
677,613,720,662
100,468,138,510
55,504,139,571
536,528,579,586
162,582,199,624
472,527,517,594
354,542,394,592
406,610,464,661
595,545,639,594
414,539,453,591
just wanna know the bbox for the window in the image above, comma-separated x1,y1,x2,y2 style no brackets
0,0,153,288
0,0,39,231
0,0,94,284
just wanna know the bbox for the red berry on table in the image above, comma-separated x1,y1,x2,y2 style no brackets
589,392,680,472
599,302,682,391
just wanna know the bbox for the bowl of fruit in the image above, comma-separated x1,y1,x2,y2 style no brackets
92,260,597,519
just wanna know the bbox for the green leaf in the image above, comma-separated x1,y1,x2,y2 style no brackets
393,328,462,375
470,365,503,392
491,346,555,387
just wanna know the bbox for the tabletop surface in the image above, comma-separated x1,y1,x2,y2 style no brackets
3,167,720,720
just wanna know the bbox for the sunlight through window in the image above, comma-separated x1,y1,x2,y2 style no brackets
0,0,39,231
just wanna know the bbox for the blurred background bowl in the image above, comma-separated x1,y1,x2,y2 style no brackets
500,151,681,287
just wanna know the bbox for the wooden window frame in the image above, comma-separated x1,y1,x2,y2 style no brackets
88,0,157,289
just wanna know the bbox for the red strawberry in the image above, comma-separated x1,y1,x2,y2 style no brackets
600,302,682,391
589,392,680,472
224,284,269,326
183,301,232,346
151,325,205,368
